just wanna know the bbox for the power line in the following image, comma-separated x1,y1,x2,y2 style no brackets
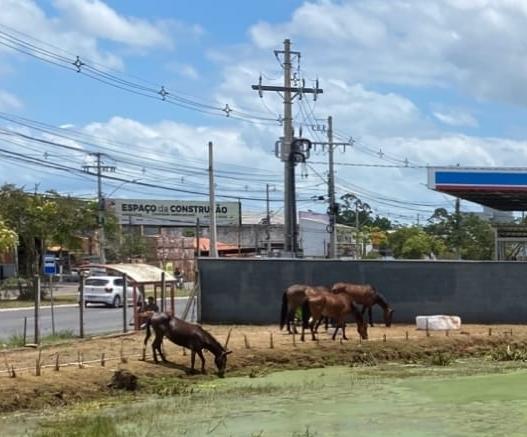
0,24,280,126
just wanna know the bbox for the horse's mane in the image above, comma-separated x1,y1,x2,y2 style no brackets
373,289,389,309
199,325,224,352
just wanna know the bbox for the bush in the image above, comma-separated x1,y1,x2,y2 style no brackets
491,345,527,362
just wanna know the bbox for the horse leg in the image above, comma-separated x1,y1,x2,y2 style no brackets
309,317,317,341
153,335,166,363
342,323,348,340
197,349,206,374
190,350,196,373
313,317,323,333
324,317,329,331
368,306,374,327
332,324,340,340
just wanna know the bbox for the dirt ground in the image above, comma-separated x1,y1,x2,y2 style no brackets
2,323,527,413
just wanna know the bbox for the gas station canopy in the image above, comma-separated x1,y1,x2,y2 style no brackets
428,167,527,211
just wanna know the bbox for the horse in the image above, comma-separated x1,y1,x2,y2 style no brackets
301,287,368,342
280,284,330,334
331,282,394,327
143,312,232,377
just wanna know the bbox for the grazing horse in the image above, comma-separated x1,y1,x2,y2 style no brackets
144,312,232,377
332,282,394,327
301,288,368,342
280,284,330,334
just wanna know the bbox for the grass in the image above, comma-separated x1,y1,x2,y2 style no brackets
35,416,119,437
0,295,78,309
1,329,76,348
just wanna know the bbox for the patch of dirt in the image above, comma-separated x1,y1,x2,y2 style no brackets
1,324,527,413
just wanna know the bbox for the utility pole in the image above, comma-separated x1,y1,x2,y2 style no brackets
355,203,360,259
252,39,323,256
311,118,350,259
208,141,218,257
266,184,271,254
455,197,461,259
327,116,337,258
82,153,115,264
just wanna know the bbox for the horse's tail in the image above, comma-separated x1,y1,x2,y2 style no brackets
301,298,311,329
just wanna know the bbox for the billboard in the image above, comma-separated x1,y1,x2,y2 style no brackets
107,199,241,226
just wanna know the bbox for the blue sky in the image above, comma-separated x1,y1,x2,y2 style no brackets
2,0,527,223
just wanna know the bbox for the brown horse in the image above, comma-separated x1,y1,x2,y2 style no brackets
280,284,330,334
144,312,232,377
332,282,394,327
301,287,368,342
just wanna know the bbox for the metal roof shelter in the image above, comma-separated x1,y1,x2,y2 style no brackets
428,167,527,211
82,263,178,327
428,167,527,260
83,262,176,284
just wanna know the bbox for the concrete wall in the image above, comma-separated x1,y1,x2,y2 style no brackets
198,258,527,324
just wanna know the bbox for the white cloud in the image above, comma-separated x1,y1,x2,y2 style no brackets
0,90,22,110
167,62,200,80
0,0,177,68
52,0,171,49
433,108,478,128
248,0,527,105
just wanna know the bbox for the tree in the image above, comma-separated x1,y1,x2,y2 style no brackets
337,193,392,230
0,185,118,275
388,226,446,259
425,208,494,260
0,218,17,252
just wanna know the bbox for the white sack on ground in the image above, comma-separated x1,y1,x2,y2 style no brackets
416,315,461,331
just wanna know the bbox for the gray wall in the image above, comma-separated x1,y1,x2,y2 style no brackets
198,258,527,324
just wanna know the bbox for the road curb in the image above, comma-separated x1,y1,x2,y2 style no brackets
0,296,191,313
0,304,79,313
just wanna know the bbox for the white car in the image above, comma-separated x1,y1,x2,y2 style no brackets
80,276,143,308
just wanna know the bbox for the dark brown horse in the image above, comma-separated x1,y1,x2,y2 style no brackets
144,312,232,377
280,284,329,334
280,284,330,334
332,282,394,327
301,287,368,342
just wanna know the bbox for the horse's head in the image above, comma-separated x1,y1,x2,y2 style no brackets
384,308,394,327
357,321,368,340
214,350,232,378
331,282,347,294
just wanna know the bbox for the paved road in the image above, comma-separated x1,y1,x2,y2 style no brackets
0,297,194,342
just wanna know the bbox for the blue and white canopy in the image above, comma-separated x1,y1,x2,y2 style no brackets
427,167,527,211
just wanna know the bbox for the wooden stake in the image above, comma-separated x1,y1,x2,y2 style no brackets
339,337,343,345
3,352,9,373
269,332,274,349
405,331,409,341
292,332,297,347
101,352,106,367
120,341,127,364
78,351,84,369
10,365,16,378
182,347,187,356
426,319,430,337
35,349,42,376
54,353,60,371
488,328,492,337
243,334,250,349
445,330,449,337
383,334,387,343
224,328,232,350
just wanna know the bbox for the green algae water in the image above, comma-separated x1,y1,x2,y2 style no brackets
6,362,527,436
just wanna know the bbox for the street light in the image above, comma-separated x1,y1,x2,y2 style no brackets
106,178,141,198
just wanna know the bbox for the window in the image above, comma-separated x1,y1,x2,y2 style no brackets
86,278,110,286
113,278,124,286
